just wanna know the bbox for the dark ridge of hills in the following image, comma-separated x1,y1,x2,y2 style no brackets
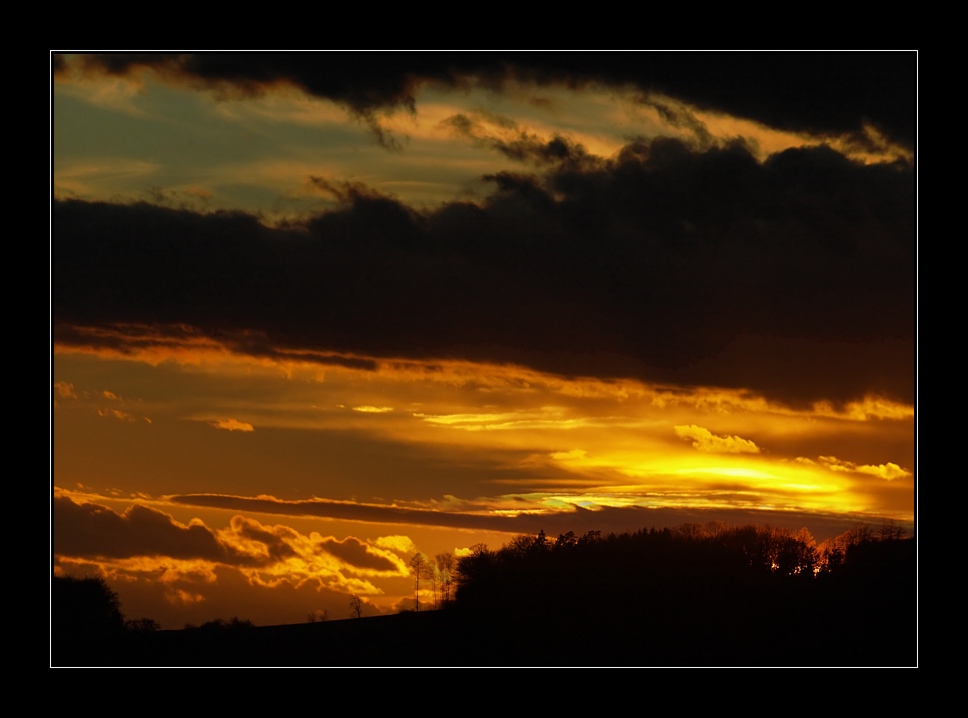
52,527,916,667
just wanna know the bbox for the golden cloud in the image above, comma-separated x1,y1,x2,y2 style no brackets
819,455,911,480
374,535,418,554
674,425,760,454
211,419,254,432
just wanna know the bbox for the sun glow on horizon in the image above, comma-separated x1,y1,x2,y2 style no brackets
54,323,913,531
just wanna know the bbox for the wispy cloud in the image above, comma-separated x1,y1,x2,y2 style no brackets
211,419,254,432
53,381,76,399
56,53,915,151
97,407,138,422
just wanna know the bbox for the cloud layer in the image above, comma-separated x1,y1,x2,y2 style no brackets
55,52,916,149
54,136,914,406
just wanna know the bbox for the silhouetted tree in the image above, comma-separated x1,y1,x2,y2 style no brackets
349,594,363,619
410,553,428,611
52,575,124,638
878,519,907,541
454,543,494,604
555,531,578,551
435,552,456,607
52,574,126,665
188,617,254,632
125,617,160,632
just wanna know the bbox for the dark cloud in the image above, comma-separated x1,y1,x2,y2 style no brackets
53,495,229,561
318,537,399,572
485,133,594,167
51,323,380,373
169,493,519,532
168,493,905,545
442,113,596,168
643,97,715,148
231,516,298,561
55,52,916,149
53,137,914,406
53,496,326,569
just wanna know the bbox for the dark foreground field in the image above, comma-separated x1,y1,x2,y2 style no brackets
54,588,915,667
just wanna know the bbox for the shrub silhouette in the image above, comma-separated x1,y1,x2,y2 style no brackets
185,617,255,632
52,574,126,665
125,617,160,632
52,575,124,637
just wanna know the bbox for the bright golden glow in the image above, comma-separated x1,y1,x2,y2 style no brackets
54,324,913,530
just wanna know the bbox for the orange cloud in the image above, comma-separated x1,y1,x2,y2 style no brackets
52,496,412,605
54,381,77,399
97,407,137,422
167,588,206,605
54,322,915,428
211,419,254,432
814,396,915,421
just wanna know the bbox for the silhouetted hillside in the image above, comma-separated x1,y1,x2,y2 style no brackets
449,524,915,666
51,523,916,666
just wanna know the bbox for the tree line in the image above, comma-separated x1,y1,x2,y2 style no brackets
408,551,457,611
443,521,915,665
452,521,911,590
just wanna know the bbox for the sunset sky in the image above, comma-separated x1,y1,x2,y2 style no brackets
51,52,916,628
